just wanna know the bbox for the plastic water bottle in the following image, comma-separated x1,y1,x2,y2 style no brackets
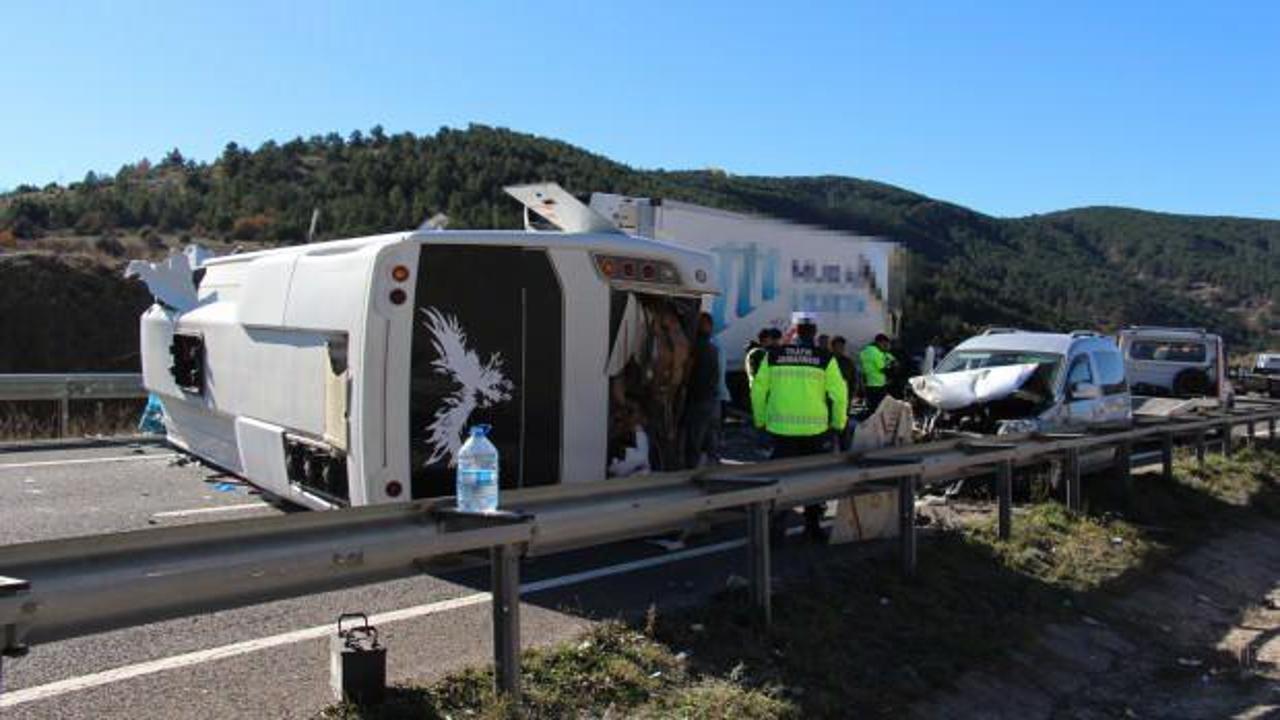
456,425,499,513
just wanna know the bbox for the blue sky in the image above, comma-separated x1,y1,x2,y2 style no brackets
2,1,1277,218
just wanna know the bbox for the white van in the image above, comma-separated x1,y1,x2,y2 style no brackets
1117,326,1232,405
911,330,1132,436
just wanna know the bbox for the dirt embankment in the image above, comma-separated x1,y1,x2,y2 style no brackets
0,252,152,372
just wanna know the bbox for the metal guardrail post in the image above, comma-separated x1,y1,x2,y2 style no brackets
1065,448,1082,511
1116,441,1132,503
746,502,772,627
1161,432,1175,483
1247,421,1256,447
1269,417,1276,441
58,387,70,439
996,460,1013,541
1221,422,1233,457
1195,430,1206,468
2,575,32,697
898,475,917,577
490,543,521,700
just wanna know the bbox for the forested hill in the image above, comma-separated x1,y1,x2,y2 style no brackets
2,124,1278,358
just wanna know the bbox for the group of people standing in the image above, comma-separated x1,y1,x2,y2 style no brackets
607,306,901,514
746,312,896,542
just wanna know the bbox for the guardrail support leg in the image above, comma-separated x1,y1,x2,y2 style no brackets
1269,417,1276,441
58,394,70,438
490,544,521,701
2,619,31,698
1221,422,1233,457
1161,433,1175,483
898,475,918,577
1247,421,1256,447
1116,441,1132,502
746,502,772,627
1195,430,1206,468
997,461,1013,541
1065,448,1082,512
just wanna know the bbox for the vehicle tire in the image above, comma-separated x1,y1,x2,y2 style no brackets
1172,368,1211,397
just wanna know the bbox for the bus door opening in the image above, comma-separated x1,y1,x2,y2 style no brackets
605,290,702,476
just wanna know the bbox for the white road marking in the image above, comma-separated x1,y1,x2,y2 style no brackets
0,539,746,708
0,594,491,708
151,503,273,519
522,539,745,593
0,454,178,471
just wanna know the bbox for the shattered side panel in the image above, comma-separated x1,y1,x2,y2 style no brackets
125,253,199,311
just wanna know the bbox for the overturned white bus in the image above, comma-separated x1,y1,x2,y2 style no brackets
132,186,717,509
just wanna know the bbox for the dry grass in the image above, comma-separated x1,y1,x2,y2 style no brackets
319,622,794,720
969,503,1150,593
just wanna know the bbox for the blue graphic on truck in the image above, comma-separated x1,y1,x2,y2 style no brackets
708,243,878,332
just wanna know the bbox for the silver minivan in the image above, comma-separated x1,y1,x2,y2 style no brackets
1117,326,1232,405
911,329,1133,436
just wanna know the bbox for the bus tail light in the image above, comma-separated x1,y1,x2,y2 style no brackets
593,254,680,286
385,480,403,498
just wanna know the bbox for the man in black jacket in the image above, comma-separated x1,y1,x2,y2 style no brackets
683,312,722,468
744,328,776,381
829,336,859,450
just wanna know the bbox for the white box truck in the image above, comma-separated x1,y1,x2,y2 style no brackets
586,192,906,383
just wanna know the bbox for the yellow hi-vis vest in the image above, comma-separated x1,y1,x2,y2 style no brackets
860,343,891,388
751,344,849,436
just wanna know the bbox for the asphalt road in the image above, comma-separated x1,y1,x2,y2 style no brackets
0,440,791,719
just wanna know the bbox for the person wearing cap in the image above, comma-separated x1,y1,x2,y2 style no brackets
751,312,849,542
829,335,859,450
859,333,895,415
744,328,775,383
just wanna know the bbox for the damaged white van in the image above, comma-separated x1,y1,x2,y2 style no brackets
910,329,1132,436
129,185,717,509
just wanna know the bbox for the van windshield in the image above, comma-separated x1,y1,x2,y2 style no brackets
936,349,1063,376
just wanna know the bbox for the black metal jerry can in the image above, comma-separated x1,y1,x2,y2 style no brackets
330,613,386,705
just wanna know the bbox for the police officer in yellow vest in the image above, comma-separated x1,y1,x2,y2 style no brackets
859,333,895,416
751,312,849,542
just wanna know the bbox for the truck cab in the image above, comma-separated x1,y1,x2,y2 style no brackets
1254,353,1280,376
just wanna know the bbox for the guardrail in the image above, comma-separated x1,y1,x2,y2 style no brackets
2,399,1279,701
0,374,147,437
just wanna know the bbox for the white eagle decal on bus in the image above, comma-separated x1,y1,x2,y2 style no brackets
420,307,515,467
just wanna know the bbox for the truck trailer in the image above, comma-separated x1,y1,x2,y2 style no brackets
585,191,906,373
131,187,717,510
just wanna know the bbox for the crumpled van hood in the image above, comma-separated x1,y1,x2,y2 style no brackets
909,363,1042,411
